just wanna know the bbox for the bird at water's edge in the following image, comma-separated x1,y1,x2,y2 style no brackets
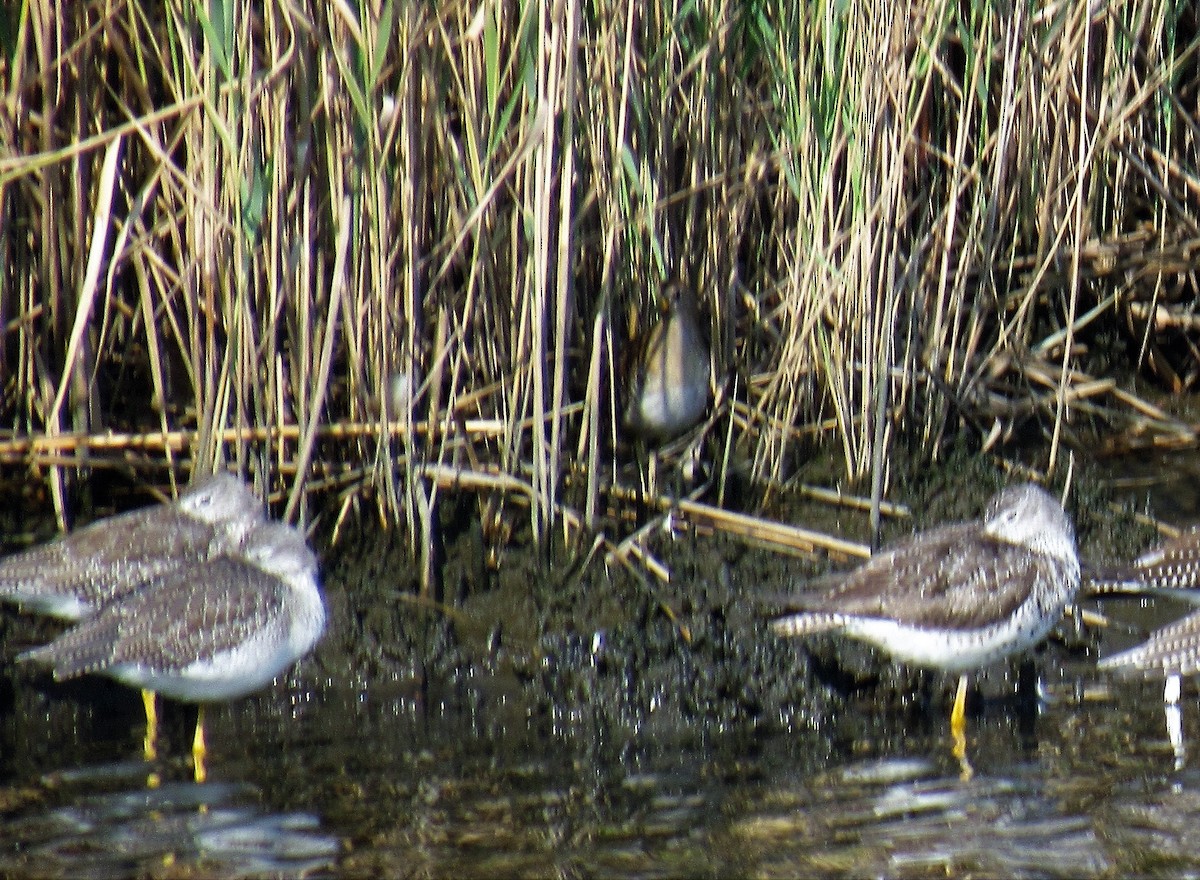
20,518,325,782
0,472,268,769
1091,524,1200,677
769,483,1081,770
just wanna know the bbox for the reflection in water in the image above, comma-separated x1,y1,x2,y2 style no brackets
1166,673,1186,769
9,651,1200,876
0,769,337,879
0,673,341,879
731,755,1109,877
11,581,1200,876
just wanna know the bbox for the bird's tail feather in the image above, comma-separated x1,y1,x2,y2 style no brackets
770,612,847,638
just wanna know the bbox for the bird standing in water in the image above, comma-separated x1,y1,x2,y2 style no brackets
770,483,1081,771
20,519,326,783
0,473,266,764
1091,526,1200,690
1089,525,1200,767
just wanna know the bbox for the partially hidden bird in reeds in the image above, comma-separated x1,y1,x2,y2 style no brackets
622,281,712,446
622,281,713,500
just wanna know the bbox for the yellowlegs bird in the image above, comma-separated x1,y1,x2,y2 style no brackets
19,519,325,782
1093,525,1200,673
770,483,1081,764
1087,526,1200,768
1099,605,1200,769
0,472,263,620
623,281,712,445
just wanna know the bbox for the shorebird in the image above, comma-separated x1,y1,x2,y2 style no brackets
1085,526,1200,603
1099,609,1200,676
1098,604,1200,769
20,519,326,783
1086,526,1200,768
1,472,265,770
770,483,1081,757
623,281,712,446
0,472,263,620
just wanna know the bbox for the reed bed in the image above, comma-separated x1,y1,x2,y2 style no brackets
1,1,1198,565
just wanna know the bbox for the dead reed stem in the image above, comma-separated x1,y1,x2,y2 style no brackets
1,0,1198,551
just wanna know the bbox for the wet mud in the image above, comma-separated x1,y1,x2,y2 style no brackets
0,446,1193,877
318,446,1151,765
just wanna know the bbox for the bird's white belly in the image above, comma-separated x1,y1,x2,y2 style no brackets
109,621,317,702
843,605,1059,672
634,380,708,434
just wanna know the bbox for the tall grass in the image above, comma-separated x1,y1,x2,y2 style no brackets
1,1,1197,551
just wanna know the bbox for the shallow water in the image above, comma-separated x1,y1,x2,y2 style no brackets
3,460,1200,878
3,616,1200,878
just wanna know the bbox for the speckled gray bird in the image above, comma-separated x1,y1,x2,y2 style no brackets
20,519,325,700
0,472,264,620
20,519,326,781
770,483,1081,735
1086,526,1200,604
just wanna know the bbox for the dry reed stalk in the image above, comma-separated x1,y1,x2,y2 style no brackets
797,484,911,520
604,482,871,564
1,0,1199,555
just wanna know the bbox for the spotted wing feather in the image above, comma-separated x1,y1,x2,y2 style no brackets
1086,526,1200,601
1100,608,1200,676
773,521,1051,632
21,556,287,680
0,506,222,617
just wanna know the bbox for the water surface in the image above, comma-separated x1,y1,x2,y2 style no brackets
2,465,1200,877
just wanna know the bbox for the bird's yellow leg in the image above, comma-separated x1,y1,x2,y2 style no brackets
142,689,162,789
192,706,208,785
142,689,158,761
950,675,974,781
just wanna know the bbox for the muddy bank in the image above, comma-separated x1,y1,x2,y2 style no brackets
0,448,1196,877
314,446,1159,760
